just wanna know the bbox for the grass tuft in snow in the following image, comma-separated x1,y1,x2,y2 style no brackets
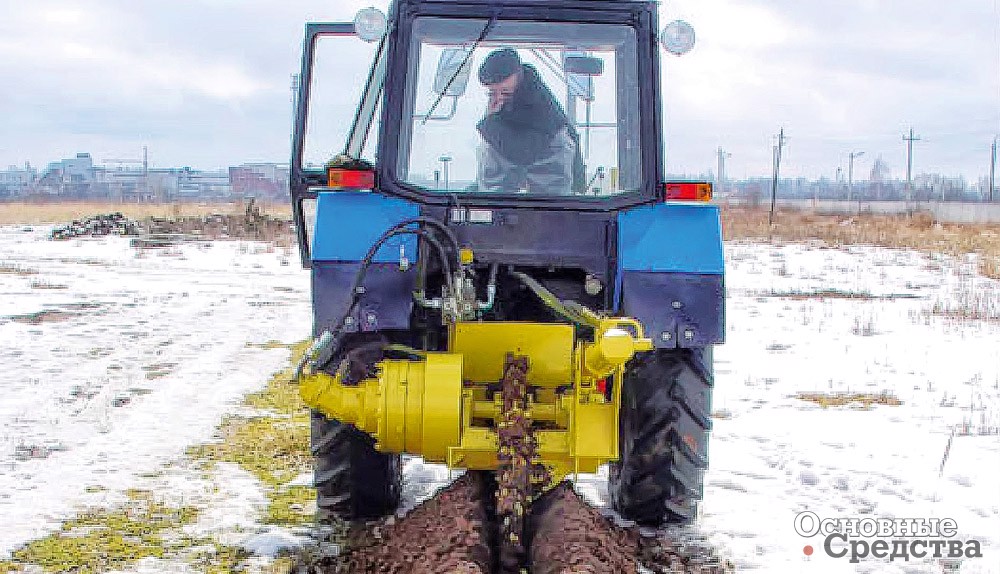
189,543,250,574
0,262,37,276
0,491,199,574
189,416,310,487
795,391,902,409
188,340,316,525
266,485,317,526
927,294,1000,322
28,280,69,290
246,339,297,351
981,256,1000,280
768,288,877,300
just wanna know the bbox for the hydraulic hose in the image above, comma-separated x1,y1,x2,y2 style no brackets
310,220,457,372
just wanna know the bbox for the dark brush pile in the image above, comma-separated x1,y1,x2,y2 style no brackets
49,213,140,240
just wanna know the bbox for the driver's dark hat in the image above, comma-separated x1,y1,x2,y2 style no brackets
479,48,522,84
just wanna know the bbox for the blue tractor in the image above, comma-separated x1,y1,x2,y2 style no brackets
289,0,725,533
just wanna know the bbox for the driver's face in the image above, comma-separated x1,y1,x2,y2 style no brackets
485,71,521,114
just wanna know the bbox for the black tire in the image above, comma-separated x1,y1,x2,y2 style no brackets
311,334,402,523
609,347,713,526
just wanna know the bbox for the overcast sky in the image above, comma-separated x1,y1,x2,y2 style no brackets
1,0,998,181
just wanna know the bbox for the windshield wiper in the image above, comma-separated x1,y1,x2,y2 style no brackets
421,16,497,126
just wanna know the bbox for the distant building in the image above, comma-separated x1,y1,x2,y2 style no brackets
6,153,294,202
31,153,99,198
0,164,36,197
177,167,232,199
52,153,95,182
229,163,290,201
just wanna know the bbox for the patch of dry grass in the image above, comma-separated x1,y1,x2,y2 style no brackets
0,263,38,276
796,391,902,409
8,310,77,325
0,201,292,225
722,207,1000,279
29,280,69,290
762,289,878,300
927,295,1000,322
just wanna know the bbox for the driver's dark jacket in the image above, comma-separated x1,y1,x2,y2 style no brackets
476,65,585,194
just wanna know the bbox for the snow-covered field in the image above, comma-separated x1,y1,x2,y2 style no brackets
0,225,311,558
1,225,998,573
702,243,1000,573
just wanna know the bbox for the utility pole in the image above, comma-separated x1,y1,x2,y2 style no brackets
990,137,996,202
142,145,149,203
716,147,731,197
903,128,921,202
848,150,864,203
290,74,301,145
769,128,786,226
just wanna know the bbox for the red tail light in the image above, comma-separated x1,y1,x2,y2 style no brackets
663,181,713,202
328,168,376,190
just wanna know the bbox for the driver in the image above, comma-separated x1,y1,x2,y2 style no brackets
475,49,584,194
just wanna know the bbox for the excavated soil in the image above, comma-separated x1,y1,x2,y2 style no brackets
638,531,736,574
306,477,735,574
527,482,638,574
325,472,493,574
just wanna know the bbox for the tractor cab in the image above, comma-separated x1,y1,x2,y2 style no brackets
291,0,701,262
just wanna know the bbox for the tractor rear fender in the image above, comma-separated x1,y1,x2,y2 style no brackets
616,203,725,348
310,191,420,335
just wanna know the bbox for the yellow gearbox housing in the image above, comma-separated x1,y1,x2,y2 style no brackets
298,317,652,483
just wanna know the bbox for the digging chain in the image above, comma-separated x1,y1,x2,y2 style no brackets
496,354,550,573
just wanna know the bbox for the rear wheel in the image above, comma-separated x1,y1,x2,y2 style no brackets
311,334,402,523
609,347,713,526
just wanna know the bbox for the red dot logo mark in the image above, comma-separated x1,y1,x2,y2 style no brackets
803,545,814,556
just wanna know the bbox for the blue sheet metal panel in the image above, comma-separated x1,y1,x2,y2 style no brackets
620,271,725,348
311,263,417,336
617,203,724,274
311,192,421,263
